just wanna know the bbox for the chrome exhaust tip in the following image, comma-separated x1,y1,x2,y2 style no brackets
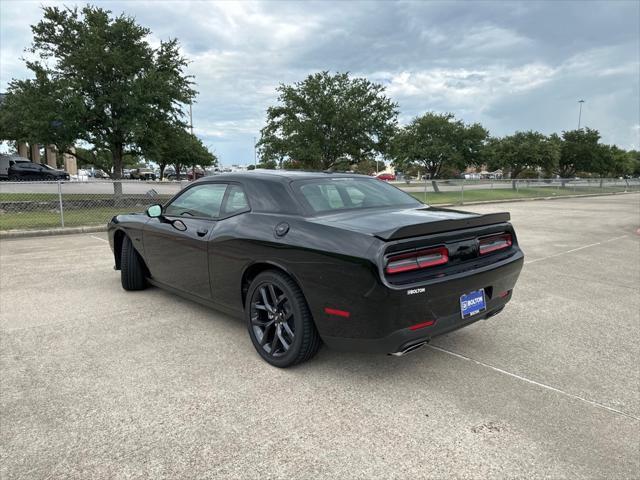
389,340,428,357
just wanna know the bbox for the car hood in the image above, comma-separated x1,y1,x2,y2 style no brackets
307,206,510,241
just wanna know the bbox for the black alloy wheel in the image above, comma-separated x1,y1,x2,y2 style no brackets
251,282,295,357
246,271,321,367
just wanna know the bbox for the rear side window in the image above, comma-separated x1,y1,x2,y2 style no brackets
222,184,250,215
165,184,227,219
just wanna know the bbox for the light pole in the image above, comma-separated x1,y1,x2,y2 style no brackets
189,103,194,135
253,136,257,169
577,99,585,129
189,103,194,179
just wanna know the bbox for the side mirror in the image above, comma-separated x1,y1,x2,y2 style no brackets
146,204,162,218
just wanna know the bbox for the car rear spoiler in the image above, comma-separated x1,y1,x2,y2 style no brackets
374,211,511,241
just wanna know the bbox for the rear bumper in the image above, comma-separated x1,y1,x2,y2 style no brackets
322,300,508,354
317,251,523,354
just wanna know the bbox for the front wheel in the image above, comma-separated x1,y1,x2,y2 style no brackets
120,235,147,291
246,271,321,367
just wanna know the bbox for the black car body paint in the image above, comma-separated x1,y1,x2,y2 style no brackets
108,171,523,355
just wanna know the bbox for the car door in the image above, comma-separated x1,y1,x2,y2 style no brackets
142,183,228,299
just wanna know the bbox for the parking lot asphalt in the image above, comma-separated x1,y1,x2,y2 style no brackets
1,194,639,479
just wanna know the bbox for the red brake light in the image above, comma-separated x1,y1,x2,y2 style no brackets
324,307,351,318
409,320,435,331
479,233,512,255
385,246,448,274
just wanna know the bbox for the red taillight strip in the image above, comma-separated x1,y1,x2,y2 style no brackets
479,233,512,255
324,307,351,318
409,320,435,331
385,246,448,274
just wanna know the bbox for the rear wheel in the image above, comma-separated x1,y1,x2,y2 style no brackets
246,271,321,367
120,235,147,291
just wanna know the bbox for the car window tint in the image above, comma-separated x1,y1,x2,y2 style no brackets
322,185,345,208
345,186,366,206
222,185,249,215
295,177,421,213
165,184,227,219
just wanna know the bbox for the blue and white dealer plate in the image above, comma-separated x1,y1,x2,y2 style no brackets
460,289,486,319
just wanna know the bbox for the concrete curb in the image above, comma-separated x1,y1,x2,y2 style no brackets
1,191,637,239
0,225,107,239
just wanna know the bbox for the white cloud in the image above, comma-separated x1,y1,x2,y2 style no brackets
378,63,557,111
1,0,638,161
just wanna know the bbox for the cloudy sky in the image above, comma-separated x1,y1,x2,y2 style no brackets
1,0,638,164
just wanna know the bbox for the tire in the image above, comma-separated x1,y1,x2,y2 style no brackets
120,235,147,291
245,270,321,367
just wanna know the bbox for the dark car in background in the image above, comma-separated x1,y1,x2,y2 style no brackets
165,168,204,181
108,171,523,367
0,154,28,180
7,161,70,181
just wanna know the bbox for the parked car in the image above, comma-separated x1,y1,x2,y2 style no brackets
130,168,157,181
187,168,205,181
376,173,396,181
108,171,524,367
0,154,29,180
92,169,111,179
7,161,70,181
165,169,188,181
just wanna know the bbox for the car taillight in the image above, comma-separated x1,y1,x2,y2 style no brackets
385,246,448,274
479,233,512,255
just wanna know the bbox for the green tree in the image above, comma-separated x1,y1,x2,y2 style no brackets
352,158,386,175
145,125,216,180
0,69,83,156
257,71,398,170
2,5,195,185
557,128,601,179
256,159,277,169
391,112,488,191
591,145,634,185
485,131,559,189
75,147,140,175
627,150,640,176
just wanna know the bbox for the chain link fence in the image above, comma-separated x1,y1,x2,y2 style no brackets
0,177,638,231
0,180,184,231
396,177,640,205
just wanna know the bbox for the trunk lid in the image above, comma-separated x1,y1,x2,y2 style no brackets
308,206,510,241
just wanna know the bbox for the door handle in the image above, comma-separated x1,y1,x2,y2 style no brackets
196,228,208,237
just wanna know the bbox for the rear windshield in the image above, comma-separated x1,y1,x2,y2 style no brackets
293,177,421,214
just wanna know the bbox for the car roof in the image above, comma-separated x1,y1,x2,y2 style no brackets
0,154,29,161
193,170,370,184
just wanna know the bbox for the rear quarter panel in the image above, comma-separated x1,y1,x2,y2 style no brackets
208,212,383,339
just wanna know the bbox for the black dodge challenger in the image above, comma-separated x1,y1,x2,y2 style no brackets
108,171,523,367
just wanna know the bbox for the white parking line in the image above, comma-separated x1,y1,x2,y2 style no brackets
88,234,108,243
427,344,639,421
524,235,629,265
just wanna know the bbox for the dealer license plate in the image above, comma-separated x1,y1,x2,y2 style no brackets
460,289,486,319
